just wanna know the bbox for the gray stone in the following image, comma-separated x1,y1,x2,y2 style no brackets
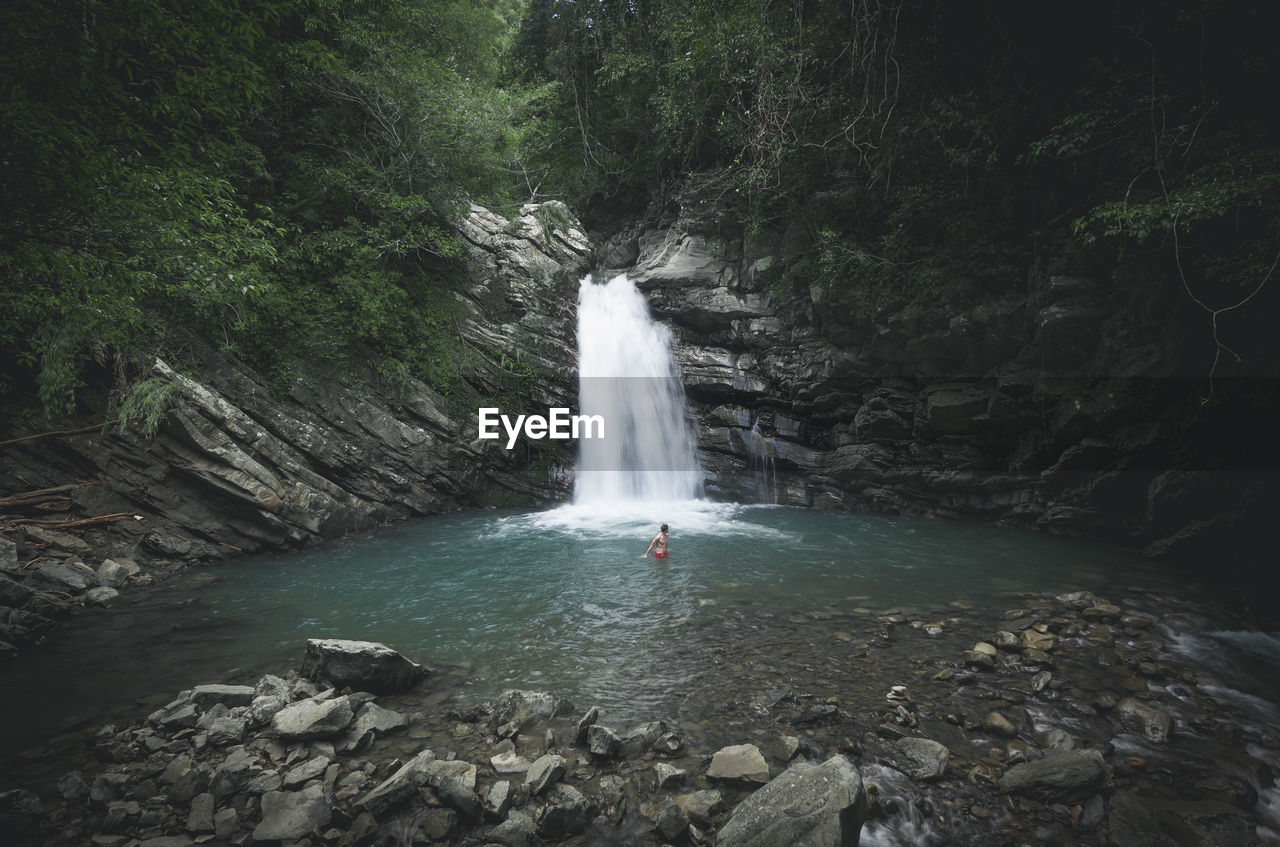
619,720,668,757
428,762,483,823
644,797,689,841
212,806,239,838
586,723,621,757
356,748,437,815
997,749,1109,800
1114,697,1174,743
137,837,193,847
208,748,255,801
191,684,255,710
654,732,684,755
85,586,120,606
707,743,769,783
271,695,353,740
56,770,89,801
673,789,722,827
0,537,19,577
889,737,950,781
149,699,199,731
252,784,331,841
525,754,566,795
535,783,590,840
338,701,409,753
490,740,532,774
715,755,868,847
186,792,214,833
33,560,96,591
96,558,139,587
283,755,331,789
206,716,247,746
983,711,1019,738
492,689,569,736
574,706,599,744
485,780,513,820
300,638,428,694
654,762,686,789
487,809,537,847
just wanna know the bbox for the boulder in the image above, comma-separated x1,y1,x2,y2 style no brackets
707,743,770,783
485,780,513,820
300,638,428,694
33,561,96,592
586,724,621,757
620,720,668,757
186,792,214,833
283,755,331,789
0,537,19,577
525,754,566,795
715,755,868,847
888,737,950,781
252,785,331,841
84,586,120,606
487,809,536,847
673,789,722,827
492,689,569,736
997,749,1109,800
1114,697,1174,743
490,740,532,774
96,558,140,587
190,684,255,710
356,749,438,815
270,695,354,740
535,783,590,840
337,701,409,752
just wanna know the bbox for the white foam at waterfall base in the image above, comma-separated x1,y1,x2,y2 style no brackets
573,273,703,504
506,499,793,541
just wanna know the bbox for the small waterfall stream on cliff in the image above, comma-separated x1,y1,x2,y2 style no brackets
573,273,702,504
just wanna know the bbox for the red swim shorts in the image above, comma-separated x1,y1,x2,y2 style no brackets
654,552,669,559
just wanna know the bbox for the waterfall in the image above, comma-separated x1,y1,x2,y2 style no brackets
574,273,703,503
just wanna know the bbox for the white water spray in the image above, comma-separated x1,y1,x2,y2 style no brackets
574,274,703,504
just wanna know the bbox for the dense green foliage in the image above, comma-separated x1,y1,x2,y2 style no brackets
1,0,531,418
514,0,1279,314
4,1,1277,421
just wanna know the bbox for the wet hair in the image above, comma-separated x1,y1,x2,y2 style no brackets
660,524,668,532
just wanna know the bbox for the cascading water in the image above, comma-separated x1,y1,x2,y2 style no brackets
574,273,703,504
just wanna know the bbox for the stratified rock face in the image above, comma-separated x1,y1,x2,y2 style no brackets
0,202,591,578
715,754,868,847
301,639,428,694
605,209,1274,558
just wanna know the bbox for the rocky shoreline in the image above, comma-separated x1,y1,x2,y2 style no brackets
2,583,1275,846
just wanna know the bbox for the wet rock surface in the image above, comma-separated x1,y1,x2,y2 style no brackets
3,584,1276,847
603,207,1277,577
0,201,590,663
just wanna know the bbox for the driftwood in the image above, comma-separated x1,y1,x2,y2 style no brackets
0,482,93,509
9,512,135,530
0,420,122,448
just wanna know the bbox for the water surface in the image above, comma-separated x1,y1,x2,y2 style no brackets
2,501,1259,765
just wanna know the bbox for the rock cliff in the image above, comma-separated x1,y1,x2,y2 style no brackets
0,202,589,656
595,205,1276,566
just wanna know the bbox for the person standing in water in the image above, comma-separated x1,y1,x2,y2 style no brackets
643,524,669,558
